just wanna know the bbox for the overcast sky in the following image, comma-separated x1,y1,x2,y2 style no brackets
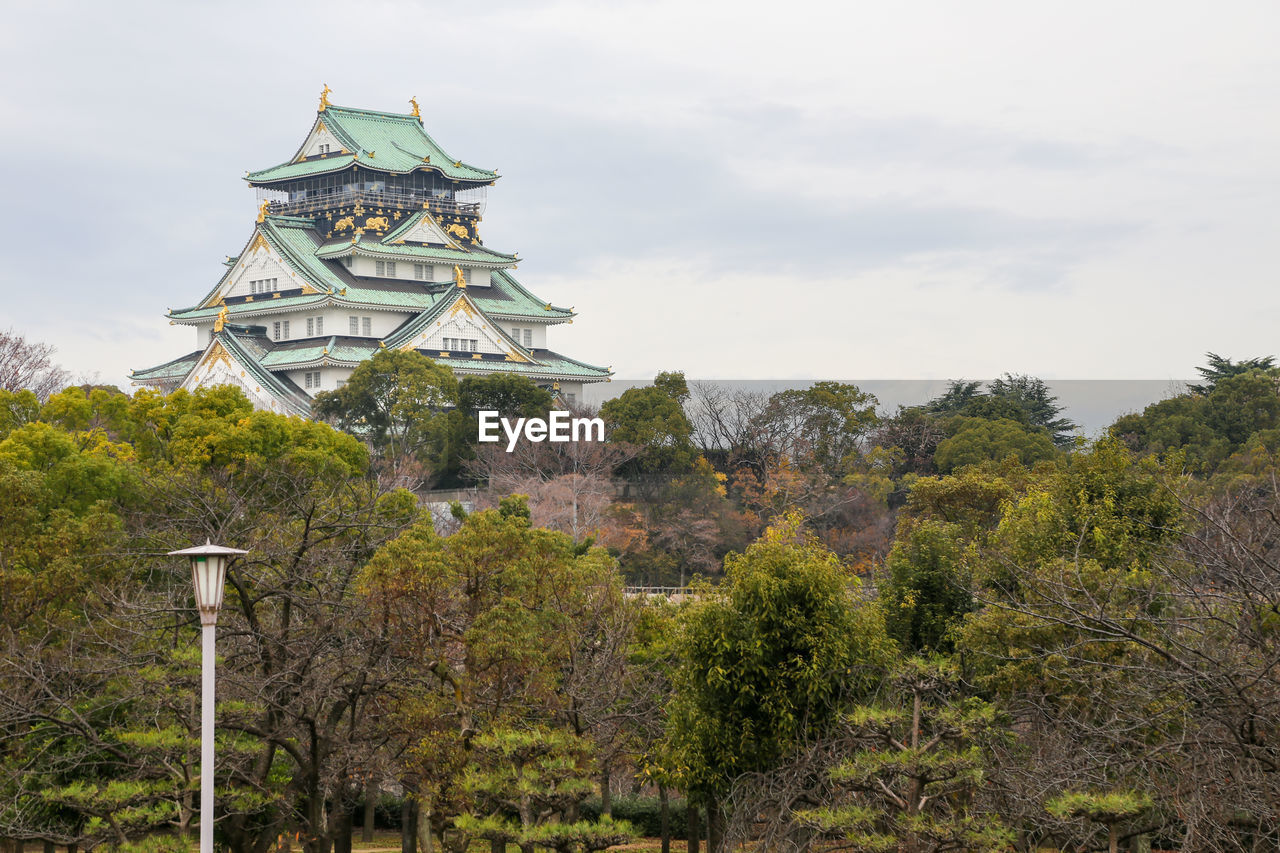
2,1,1277,387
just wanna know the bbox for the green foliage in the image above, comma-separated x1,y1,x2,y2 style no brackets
928,374,1077,446
601,373,698,476
755,381,879,476
1112,366,1280,473
880,519,973,652
0,388,40,439
456,727,634,853
458,372,555,418
934,416,1057,473
664,513,893,800
1188,350,1277,395
796,657,1012,853
312,347,458,465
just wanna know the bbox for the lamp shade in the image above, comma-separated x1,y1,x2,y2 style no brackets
170,540,248,625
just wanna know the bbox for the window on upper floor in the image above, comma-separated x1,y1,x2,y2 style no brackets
341,256,353,269
522,328,532,348
249,277,277,295
375,260,397,277
318,143,330,155
414,263,432,281
349,316,359,335
463,268,472,285
361,317,372,336
565,392,576,405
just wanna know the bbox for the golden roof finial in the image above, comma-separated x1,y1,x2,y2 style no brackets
409,96,421,118
257,199,269,223
214,306,229,333
453,264,466,288
319,83,332,112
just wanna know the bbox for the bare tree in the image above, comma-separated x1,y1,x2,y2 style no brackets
0,328,70,401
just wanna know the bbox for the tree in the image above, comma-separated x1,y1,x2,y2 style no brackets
663,513,893,851
795,658,1012,853
359,496,634,848
1188,351,1277,395
0,328,70,401
601,373,699,480
933,417,1056,473
879,520,973,653
457,373,554,420
454,728,633,853
928,375,1077,447
312,349,457,485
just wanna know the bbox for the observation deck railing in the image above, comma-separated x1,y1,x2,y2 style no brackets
267,188,482,218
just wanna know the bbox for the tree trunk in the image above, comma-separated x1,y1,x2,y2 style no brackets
43,842,54,853
686,802,700,853
706,798,724,853
363,776,377,843
659,786,670,853
400,799,417,853
334,805,352,853
416,807,432,853
1109,825,1118,853
600,763,612,817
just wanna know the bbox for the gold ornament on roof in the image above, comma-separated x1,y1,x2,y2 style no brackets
445,223,469,241
453,264,466,288
364,216,390,231
318,84,332,112
257,200,269,223
214,306,229,333
409,96,420,118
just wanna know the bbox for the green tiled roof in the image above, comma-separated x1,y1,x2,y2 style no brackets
316,235,516,266
248,105,497,184
473,269,574,321
258,336,379,369
130,350,201,383
246,154,357,183
423,348,611,381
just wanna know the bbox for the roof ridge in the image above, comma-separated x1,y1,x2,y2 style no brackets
325,103,418,121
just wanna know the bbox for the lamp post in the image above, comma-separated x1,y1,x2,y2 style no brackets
170,540,247,853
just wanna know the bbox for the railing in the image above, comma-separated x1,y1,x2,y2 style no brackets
267,188,481,217
624,586,696,599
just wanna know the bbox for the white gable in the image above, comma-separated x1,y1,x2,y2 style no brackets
399,296,529,362
181,340,290,413
297,120,347,160
389,212,463,248
214,233,310,302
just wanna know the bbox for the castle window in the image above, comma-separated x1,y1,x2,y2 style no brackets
361,317,372,336
249,277,277,295
522,329,532,348
375,260,397,277
565,393,576,405
315,317,323,335
463,268,472,285
341,256,353,269
272,320,291,341
349,316,358,334
318,143,330,155
414,263,432,281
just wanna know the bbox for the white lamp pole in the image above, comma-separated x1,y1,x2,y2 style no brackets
170,540,247,853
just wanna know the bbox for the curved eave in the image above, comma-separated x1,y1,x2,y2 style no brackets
483,309,575,323
326,242,517,267
247,152,497,186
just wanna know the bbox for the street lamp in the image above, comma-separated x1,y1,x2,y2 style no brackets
170,540,247,853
